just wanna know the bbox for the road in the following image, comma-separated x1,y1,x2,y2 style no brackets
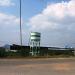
0,58,75,75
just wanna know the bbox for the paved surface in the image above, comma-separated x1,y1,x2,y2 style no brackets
0,58,75,75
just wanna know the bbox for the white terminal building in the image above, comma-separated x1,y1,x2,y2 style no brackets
30,32,41,56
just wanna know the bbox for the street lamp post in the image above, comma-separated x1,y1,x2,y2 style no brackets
20,0,22,46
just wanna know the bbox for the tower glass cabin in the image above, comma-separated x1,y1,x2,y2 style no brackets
30,32,41,56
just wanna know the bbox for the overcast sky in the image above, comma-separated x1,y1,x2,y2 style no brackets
0,0,75,48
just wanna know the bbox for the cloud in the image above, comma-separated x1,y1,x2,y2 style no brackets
0,13,20,46
28,0,75,47
0,13,20,27
0,0,14,6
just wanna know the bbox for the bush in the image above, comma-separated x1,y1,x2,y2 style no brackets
0,48,6,57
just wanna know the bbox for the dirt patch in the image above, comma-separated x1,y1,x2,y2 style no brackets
51,63,72,71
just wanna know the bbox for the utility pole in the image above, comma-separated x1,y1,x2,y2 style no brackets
20,0,22,46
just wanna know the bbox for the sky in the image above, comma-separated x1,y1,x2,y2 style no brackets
0,0,75,48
